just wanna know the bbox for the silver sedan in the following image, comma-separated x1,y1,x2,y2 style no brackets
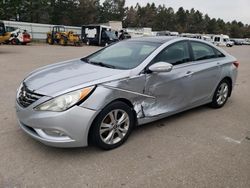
16,37,238,150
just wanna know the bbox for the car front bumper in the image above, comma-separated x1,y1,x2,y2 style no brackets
16,101,98,148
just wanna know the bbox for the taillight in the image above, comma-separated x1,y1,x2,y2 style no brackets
233,61,239,68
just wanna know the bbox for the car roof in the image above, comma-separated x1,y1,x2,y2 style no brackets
128,36,178,44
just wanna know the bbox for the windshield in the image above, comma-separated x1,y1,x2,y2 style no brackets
105,31,118,40
84,41,160,70
56,26,65,32
6,26,18,32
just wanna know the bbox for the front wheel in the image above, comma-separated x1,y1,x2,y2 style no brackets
90,101,135,150
47,37,54,45
210,79,231,108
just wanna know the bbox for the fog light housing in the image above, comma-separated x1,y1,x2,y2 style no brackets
34,128,73,142
43,129,67,137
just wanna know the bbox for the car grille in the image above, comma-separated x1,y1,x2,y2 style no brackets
18,84,44,108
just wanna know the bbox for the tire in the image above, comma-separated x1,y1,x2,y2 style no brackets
64,37,68,46
90,101,135,150
60,37,67,46
86,40,90,45
47,37,54,45
11,38,19,45
77,41,83,46
210,79,231,108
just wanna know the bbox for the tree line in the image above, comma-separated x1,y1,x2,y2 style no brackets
0,0,249,38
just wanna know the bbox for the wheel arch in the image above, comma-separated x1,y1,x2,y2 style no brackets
87,98,137,145
221,76,233,97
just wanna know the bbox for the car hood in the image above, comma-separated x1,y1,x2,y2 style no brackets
24,59,128,96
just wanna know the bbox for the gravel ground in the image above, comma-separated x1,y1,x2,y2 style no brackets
0,44,249,188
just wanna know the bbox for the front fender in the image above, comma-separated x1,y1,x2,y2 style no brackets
79,75,155,118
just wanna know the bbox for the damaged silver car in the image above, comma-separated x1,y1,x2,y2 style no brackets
16,37,238,150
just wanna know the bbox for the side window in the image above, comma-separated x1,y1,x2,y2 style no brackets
215,49,225,58
214,37,220,42
191,42,217,61
101,31,108,39
153,41,191,65
0,25,5,35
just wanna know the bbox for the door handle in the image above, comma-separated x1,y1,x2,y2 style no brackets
184,71,193,77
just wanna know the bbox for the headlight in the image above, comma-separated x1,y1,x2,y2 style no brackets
34,86,95,112
17,82,23,96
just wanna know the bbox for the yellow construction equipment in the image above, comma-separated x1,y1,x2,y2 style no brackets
47,25,81,46
0,21,11,44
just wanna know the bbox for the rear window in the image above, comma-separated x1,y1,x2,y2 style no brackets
191,42,217,61
215,49,225,58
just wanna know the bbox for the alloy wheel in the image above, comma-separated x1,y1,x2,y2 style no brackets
99,109,130,145
216,82,229,105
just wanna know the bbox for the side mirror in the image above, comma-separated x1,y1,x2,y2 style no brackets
148,62,173,73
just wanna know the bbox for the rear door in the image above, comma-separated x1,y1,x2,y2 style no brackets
187,41,222,105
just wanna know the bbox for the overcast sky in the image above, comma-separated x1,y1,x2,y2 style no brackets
101,0,250,24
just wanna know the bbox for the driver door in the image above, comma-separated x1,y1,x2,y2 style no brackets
143,41,194,117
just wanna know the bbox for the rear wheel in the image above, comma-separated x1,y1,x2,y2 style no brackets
59,37,67,46
210,79,231,108
11,38,19,45
90,101,134,150
77,41,83,46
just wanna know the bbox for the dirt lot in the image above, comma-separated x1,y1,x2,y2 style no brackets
0,44,250,188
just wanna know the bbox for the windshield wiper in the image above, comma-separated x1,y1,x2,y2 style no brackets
80,57,90,63
89,61,116,69
81,58,116,69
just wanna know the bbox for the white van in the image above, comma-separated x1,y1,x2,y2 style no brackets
170,31,179,36
212,34,234,47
